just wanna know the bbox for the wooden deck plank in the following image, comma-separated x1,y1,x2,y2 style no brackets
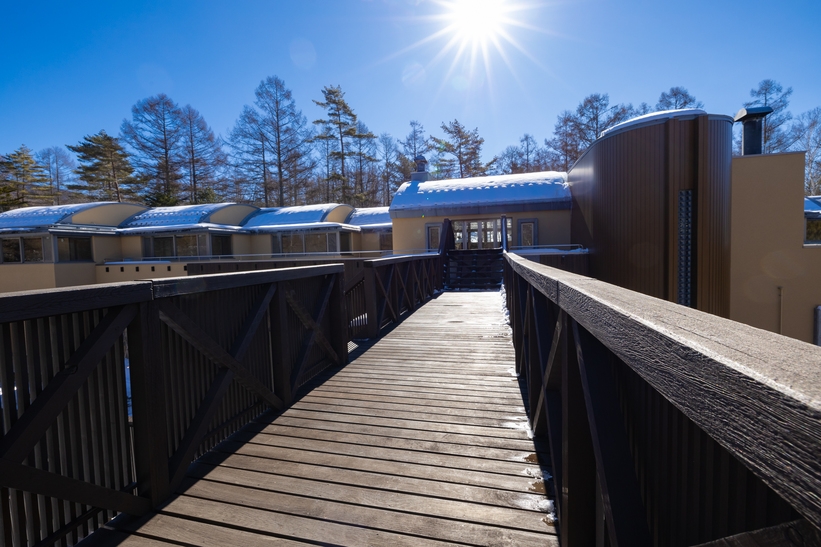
100,291,556,546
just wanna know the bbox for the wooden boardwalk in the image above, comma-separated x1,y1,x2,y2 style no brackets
91,291,557,546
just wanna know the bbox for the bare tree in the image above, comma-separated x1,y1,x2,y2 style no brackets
179,105,227,203
229,106,271,205
572,93,633,147
790,107,821,195
745,79,793,153
544,111,583,172
656,86,704,111
377,133,401,205
37,146,75,205
121,93,184,204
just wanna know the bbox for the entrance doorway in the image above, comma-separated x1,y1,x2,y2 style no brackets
451,218,512,250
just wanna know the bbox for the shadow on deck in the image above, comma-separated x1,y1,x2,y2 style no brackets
85,291,558,547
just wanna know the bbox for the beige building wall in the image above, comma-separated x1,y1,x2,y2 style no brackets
249,234,271,255
54,263,97,287
121,236,143,260
92,236,123,262
392,210,572,253
0,264,57,293
96,262,188,283
730,152,821,344
233,234,253,256
360,232,380,251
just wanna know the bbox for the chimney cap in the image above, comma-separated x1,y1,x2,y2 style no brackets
734,106,773,123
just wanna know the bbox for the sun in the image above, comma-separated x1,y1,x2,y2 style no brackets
446,0,507,46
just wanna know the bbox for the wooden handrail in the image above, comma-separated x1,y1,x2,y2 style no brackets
504,251,821,543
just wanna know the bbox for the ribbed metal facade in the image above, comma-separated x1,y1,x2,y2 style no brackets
569,114,733,317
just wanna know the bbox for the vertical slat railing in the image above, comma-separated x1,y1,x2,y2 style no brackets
0,264,347,546
504,251,821,546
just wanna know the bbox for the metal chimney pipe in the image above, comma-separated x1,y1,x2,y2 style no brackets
734,106,773,155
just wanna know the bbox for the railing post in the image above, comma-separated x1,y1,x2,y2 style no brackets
128,300,171,507
561,312,597,546
271,282,293,405
363,265,380,339
329,272,349,366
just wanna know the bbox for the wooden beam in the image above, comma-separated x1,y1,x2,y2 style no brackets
157,300,284,410
506,252,821,531
692,519,821,547
166,368,234,491
561,312,597,547
572,319,652,547
286,275,339,392
0,304,137,464
374,264,397,323
0,283,151,323
152,264,343,297
532,308,563,436
166,282,278,490
0,458,150,516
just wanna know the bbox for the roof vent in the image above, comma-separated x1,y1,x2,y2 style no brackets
411,155,430,182
734,106,773,155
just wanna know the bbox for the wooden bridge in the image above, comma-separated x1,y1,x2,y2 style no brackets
2,239,821,546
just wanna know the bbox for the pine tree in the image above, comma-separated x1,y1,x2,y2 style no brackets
313,85,358,201
121,93,184,204
351,122,377,206
67,130,137,202
1,145,50,207
431,120,494,178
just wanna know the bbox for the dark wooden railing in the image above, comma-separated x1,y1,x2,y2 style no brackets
504,251,821,546
0,265,347,547
360,253,442,339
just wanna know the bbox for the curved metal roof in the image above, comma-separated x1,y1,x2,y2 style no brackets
347,207,391,227
120,203,249,228
599,109,722,139
390,171,570,218
243,204,353,228
0,202,141,230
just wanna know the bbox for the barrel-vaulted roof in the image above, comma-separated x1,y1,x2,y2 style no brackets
242,204,354,229
0,202,148,233
347,207,391,228
389,171,570,218
119,203,257,228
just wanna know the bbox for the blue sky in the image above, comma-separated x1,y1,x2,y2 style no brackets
1,0,819,162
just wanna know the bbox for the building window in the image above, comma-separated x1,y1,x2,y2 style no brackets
328,233,338,253
57,237,93,262
175,235,199,256
305,233,327,253
340,232,351,252
211,235,232,256
22,237,44,262
806,219,821,242
2,238,21,263
282,233,304,254
380,231,393,251
518,219,537,247
152,236,174,257
272,234,282,254
427,224,441,251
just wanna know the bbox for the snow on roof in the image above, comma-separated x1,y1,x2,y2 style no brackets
243,204,350,228
600,109,708,138
390,171,570,218
120,203,240,228
246,222,360,233
347,207,391,227
0,202,119,229
116,223,246,235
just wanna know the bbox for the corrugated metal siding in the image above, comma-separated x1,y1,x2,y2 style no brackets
568,115,732,315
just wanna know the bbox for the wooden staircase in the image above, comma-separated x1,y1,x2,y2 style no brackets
445,248,505,290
